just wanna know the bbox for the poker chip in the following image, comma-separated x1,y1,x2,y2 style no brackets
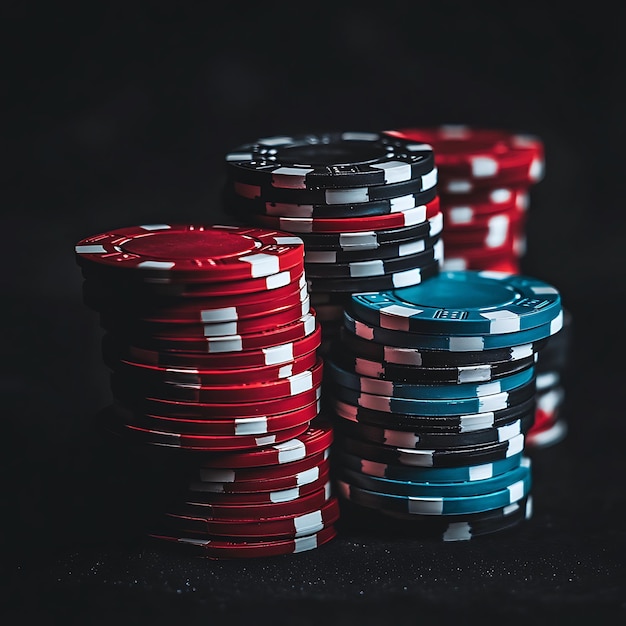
303,235,441,264
122,420,311,452
225,187,439,219
229,170,437,206
198,418,334,469
441,189,528,222
82,275,309,321
103,348,320,386
192,457,330,494
112,399,321,437
106,311,318,354
336,457,531,498
333,412,534,451
103,324,323,370
344,308,563,351
109,358,324,404
149,524,337,558
180,481,333,519
441,216,524,249
327,359,535,400
161,496,340,539
338,327,548,367
99,296,311,336
296,213,444,250
198,449,331,483
332,395,537,432
225,132,436,189
112,382,323,420
334,350,537,384
442,208,524,237
331,379,536,417
304,239,443,279
307,258,441,294
385,126,544,187
336,463,531,515
185,469,331,505
337,432,526,469
240,196,440,233
75,224,305,284
340,496,532,541
347,271,561,336
81,264,306,297
335,449,524,483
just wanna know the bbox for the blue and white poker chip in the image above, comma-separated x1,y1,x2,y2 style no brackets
337,457,531,498
335,450,524,483
336,460,531,515
348,270,562,336
332,378,536,416
344,308,563,351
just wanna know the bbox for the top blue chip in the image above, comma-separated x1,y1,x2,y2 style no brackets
349,270,562,336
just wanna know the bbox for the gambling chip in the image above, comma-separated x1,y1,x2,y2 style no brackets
225,131,436,189
347,271,562,336
75,224,305,283
76,223,338,558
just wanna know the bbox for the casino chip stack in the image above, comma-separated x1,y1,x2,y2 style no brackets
385,125,544,274
385,126,571,449
325,270,563,541
75,223,339,558
222,132,444,353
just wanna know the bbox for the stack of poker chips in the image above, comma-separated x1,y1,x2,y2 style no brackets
222,131,444,353
75,223,339,558
325,270,563,540
385,125,545,274
385,126,570,449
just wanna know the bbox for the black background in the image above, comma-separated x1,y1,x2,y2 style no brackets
3,3,626,625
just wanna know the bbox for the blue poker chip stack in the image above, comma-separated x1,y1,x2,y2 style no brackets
324,270,564,541
222,131,444,354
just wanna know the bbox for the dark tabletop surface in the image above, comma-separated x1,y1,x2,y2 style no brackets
2,4,626,625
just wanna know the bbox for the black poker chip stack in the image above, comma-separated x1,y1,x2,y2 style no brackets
222,131,444,355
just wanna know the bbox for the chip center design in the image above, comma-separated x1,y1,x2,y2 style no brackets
122,230,256,261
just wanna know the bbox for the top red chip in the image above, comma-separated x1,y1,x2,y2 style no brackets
385,126,544,184
75,224,305,283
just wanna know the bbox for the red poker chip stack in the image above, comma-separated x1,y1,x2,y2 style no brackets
385,125,544,274
75,223,339,558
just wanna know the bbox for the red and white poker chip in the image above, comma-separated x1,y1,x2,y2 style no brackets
75,224,305,283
